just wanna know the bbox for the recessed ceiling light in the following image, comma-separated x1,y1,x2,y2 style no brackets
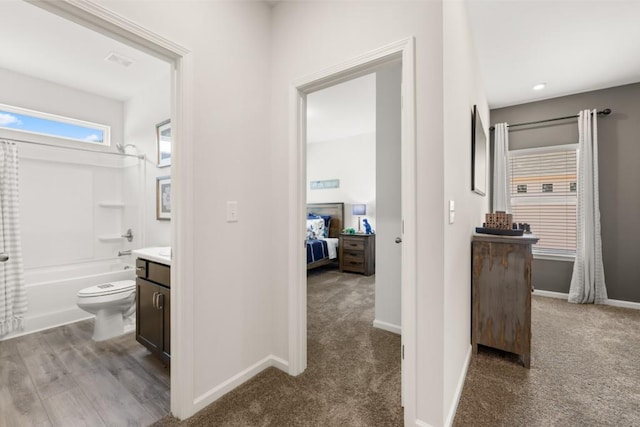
532,82,546,91
105,52,134,68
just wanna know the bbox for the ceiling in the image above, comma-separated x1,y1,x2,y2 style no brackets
307,73,376,143
0,0,169,101
466,0,640,109
5,1,636,114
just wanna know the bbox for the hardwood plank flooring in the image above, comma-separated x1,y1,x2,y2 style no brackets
0,320,169,426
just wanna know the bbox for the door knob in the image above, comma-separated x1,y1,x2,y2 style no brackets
395,237,402,244
0,253,8,262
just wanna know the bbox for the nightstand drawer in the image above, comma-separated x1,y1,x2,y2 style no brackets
341,237,365,251
342,256,365,273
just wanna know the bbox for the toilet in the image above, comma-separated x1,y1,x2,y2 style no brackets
77,280,136,341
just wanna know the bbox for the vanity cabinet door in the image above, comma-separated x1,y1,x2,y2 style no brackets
159,286,171,358
136,278,163,355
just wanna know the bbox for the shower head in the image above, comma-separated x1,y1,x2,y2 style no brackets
115,143,138,154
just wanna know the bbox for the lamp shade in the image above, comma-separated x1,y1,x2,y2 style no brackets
352,204,366,215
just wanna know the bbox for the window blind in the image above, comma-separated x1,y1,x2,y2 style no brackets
509,147,577,255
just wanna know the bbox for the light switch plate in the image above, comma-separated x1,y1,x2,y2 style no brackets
227,201,238,222
449,200,455,224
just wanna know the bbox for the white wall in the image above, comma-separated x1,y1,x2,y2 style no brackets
85,2,486,425
270,2,446,425
307,132,376,230
443,1,490,425
97,0,274,406
375,62,402,332
123,72,172,250
0,68,123,146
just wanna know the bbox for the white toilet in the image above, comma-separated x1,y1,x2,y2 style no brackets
77,280,136,341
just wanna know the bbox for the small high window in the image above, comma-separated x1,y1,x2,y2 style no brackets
0,103,110,146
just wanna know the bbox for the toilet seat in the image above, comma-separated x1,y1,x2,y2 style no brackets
78,280,135,298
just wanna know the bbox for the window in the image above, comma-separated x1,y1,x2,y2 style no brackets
509,144,577,258
0,103,110,146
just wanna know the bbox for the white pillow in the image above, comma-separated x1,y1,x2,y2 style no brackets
306,218,325,240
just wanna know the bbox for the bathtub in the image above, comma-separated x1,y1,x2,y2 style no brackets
2,259,136,340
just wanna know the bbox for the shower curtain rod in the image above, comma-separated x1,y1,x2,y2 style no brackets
0,136,145,159
489,108,611,131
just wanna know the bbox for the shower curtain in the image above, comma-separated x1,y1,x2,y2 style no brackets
568,110,607,304
0,140,27,335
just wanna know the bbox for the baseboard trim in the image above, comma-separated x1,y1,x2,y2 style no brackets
533,290,640,310
603,298,640,310
532,289,568,299
373,319,402,335
415,419,435,427
192,355,289,413
445,345,472,427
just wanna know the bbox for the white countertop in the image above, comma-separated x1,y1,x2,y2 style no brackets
132,247,171,266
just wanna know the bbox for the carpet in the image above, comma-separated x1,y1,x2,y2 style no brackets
155,266,402,426
454,295,640,427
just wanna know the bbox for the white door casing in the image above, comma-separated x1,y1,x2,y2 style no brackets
26,0,196,419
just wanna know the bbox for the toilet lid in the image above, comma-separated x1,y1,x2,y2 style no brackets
78,280,135,297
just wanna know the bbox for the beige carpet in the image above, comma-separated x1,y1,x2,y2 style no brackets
155,266,402,426
454,295,640,427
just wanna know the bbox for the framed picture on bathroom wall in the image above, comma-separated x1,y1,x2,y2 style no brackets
156,176,171,220
156,119,171,168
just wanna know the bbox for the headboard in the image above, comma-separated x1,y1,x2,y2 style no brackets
307,202,344,238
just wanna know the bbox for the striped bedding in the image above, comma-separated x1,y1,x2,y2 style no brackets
306,239,329,264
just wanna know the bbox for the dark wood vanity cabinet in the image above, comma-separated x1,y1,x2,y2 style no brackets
136,258,170,365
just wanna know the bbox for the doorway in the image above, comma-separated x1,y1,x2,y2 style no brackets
288,38,417,424
304,62,403,420
9,0,194,420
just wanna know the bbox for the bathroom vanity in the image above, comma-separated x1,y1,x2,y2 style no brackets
133,247,171,365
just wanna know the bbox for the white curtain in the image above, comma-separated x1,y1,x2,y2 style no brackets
0,140,27,335
568,110,607,304
493,123,511,212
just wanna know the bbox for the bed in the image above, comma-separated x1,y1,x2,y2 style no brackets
306,202,344,270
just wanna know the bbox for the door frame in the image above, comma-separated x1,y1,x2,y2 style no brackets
26,0,196,419
287,37,417,425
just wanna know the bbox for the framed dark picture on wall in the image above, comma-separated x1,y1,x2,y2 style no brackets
156,176,171,220
471,105,488,196
156,119,171,167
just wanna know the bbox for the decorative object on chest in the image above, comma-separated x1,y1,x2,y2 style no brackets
339,233,375,276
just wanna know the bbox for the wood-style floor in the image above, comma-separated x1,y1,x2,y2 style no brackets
0,319,169,426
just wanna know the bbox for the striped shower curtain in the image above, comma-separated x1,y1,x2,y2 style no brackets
0,140,27,335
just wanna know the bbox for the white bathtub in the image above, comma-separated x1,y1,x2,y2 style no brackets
2,259,136,340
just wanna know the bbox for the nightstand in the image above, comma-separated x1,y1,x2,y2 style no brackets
339,233,375,276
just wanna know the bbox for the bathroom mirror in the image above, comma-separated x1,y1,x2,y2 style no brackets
471,104,487,196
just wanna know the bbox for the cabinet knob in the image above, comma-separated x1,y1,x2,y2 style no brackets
395,237,403,244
